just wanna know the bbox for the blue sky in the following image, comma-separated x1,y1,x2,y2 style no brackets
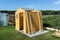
0,0,60,10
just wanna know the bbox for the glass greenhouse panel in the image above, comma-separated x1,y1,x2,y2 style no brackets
0,13,8,26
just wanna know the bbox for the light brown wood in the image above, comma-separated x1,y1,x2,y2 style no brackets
26,12,30,34
52,32,60,37
23,12,27,34
39,12,43,31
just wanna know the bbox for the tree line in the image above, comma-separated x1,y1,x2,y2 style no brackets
0,10,60,15
41,10,60,15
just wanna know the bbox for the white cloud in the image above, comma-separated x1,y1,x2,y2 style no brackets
52,0,60,5
25,5,35,9
23,5,39,10
24,5,36,9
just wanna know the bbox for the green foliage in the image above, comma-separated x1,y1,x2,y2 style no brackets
41,10,60,15
0,10,15,14
43,15,60,28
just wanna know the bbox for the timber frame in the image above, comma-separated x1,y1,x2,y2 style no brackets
15,8,43,34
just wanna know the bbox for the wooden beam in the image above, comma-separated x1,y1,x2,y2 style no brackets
38,12,43,31
26,12,31,34
23,12,27,34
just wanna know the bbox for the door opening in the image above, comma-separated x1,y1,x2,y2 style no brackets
19,13,23,30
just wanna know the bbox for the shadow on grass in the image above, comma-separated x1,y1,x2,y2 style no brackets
43,23,53,29
43,23,52,27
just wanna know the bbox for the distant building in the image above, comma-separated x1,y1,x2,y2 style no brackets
0,12,8,26
0,10,15,26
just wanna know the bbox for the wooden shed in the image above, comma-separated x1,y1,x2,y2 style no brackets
15,8,43,34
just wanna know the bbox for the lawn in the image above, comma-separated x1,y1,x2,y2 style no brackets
0,26,60,40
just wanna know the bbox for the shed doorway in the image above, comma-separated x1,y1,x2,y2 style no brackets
19,13,23,30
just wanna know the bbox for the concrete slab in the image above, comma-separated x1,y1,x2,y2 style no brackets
19,30,48,37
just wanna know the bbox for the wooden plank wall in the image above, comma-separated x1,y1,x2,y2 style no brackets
24,12,43,34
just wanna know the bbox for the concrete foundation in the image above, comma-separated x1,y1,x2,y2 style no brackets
19,30,48,37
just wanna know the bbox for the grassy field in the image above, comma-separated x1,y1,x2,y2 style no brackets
0,26,60,40
43,15,60,28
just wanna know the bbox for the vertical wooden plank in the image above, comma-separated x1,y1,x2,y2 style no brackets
37,12,41,31
15,12,20,31
34,12,39,31
23,12,27,34
26,12,31,34
38,12,43,31
29,12,34,34
30,12,37,33
40,12,43,31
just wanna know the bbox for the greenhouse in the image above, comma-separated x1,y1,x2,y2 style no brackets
0,13,8,26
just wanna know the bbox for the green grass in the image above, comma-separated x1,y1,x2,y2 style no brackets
0,26,60,40
43,15,60,27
